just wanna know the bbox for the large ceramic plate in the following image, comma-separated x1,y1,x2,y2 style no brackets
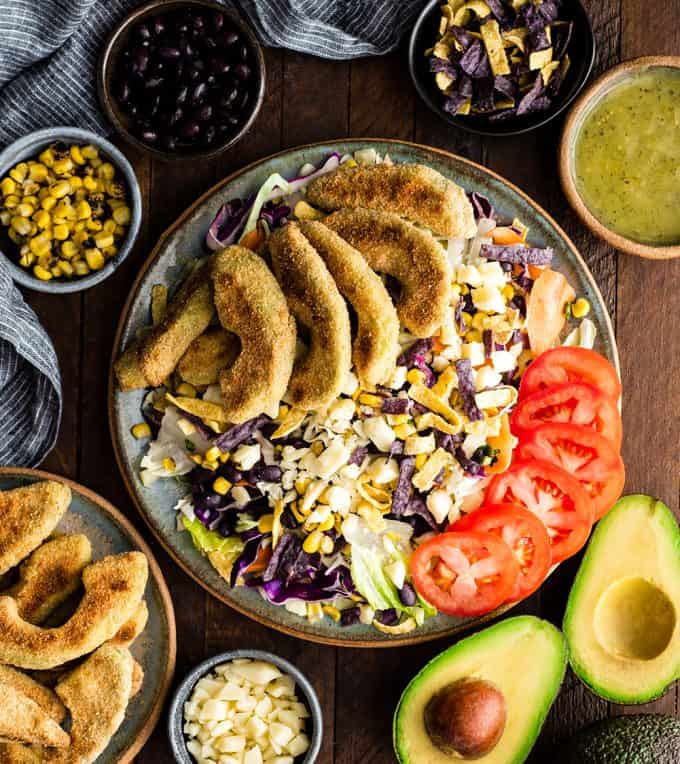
109,140,618,647
0,468,176,762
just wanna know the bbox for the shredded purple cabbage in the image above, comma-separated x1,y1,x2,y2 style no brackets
468,191,495,221
456,359,483,422
435,430,464,455
206,196,254,251
259,201,290,229
215,415,269,451
404,495,439,531
375,608,399,626
480,242,553,265
340,606,361,626
391,457,416,516
180,411,215,440
509,294,527,317
483,329,493,358
230,533,268,587
397,338,433,367
348,446,368,466
455,447,486,477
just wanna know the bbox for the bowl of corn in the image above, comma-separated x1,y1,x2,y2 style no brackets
0,127,142,293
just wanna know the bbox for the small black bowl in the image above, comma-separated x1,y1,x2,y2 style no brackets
98,0,265,161
408,0,595,137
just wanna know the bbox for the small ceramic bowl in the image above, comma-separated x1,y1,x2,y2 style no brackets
408,0,595,137
167,649,323,764
98,0,266,161
0,127,142,294
559,56,680,259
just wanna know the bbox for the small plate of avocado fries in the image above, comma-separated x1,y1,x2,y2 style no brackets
394,494,680,763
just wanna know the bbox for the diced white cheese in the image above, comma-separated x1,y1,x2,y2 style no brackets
269,723,294,748
427,489,454,524
244,746,264,764
461,341,486,367
233,443,261,471
325,485,351,512
431,354,449,372
284,599,307,617
339,463,361,480
490,350,517,373
328,397,355,421
471,285,506,314
231,486,251,508
404,433,436,455
456,264,482,287
286,733,311,757
362,416,396,452
231,661,282,687
475,365,502,391
365,456,400,484
215,735,246,753
200,700,228,722
316,439,350,479
388,364,408,390
342,370,359,396
477,261,507,289
267,676,296,699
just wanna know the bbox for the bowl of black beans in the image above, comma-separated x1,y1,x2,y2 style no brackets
98,0,265,159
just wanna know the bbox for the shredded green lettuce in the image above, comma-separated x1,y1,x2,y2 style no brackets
182,516,244,557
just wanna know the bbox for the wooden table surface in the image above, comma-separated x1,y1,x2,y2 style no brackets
25,1,679,761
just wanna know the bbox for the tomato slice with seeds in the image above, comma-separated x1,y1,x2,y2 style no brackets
519,347,621,402
515,423,625,521
410,532,519,617
450,503,552,602
511,382,622,449
486,459,592,563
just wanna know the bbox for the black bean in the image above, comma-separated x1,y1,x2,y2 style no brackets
211,55,230,75
204,36,217,50
170,105,183,124
132,48,149,72
206,74,217,86
150,16,165,36
182,41,194,58
220,87,239,107
117,81,131,103
159,46,181,60
202,124,217,145
190,82,207,104
399,583,417,607
191,14,205,33
179,121,200,139
196,104,212,122
238,44,249,61
136,23,151,41
222,30,239,47
212,11,225,32
141,129,158,144
175,84,189,104
144,76,164,89
162,134,178,151
233,63,251,81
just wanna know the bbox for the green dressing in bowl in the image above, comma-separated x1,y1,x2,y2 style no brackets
574,68,680,245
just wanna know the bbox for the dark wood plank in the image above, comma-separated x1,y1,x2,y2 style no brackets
615,0,680,723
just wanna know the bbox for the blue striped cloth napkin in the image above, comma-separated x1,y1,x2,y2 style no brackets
0,259,61,467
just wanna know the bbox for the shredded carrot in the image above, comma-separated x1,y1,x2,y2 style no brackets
431,336,445,353
527,264,544,280
245,545,272,575
491,226,524,246
239,227,265,251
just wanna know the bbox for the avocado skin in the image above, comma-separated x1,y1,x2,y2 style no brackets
556,715,680,764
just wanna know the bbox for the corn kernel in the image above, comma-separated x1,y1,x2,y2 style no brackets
394,423,417,439
415,453,428,469
311,441,324,456
94,233,114,249
465,329,482,343
7,229,23,245
175,382,196,398
202,460,219,471
0,177,16,196
53,157,73,176
61,240,78,258
190,453,203,465
74,200,91,220
97,162,115,180
53,224,69,241
358,392,383,407
84,248,104,270
113,205,131,225
83,175,98,192
501,284,514,300
89,157,102,169
219,451,231,463
70,145,85,165
4,194,19,209
307,602,324,622
277,403,290,420
317,515,335,532
103,218,117,234
130,421,152,440
213,477,233,496
41,196,57,211
407,369,425,386
460,311,472,324
303,530,324,554
257,514,274,533
9,163,27,183
86,219,103,232
39,149,54,167
572,298,590,318
322,605,341,622
295,477,311,495
50,265,62,278
29,234,51,257
81,144,99,159
50,181,70,199
32,209,50,229
320,535,335,555
10,216,32,236
204,446,221,464
162,457,176,472
344,159,358,167
69,176,83,190
33,265,52,281
72,259,89,276
471,312,485,330
0,210,10,226
57,260,73,277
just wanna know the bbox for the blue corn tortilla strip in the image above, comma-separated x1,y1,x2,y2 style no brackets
429,0,571,122
456,359,483,422
480,242,553,265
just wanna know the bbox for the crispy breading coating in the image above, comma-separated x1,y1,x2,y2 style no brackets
108,600,148,649
4,535,91,625
306,163,477,238
177,327,239,386
298,220,399,389
0,685,69,749
268,224,352,410
212,246,297,422
114,260,215,390
0,667,65,723
0,482,71,577
0,552,147,670
324,209,452,337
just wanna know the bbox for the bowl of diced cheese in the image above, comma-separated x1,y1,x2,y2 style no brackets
168,649,323,764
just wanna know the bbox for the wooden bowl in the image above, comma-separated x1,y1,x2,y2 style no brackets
98,0,266,162
559,56,680,259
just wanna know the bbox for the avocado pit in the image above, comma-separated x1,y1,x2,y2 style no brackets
594,576,676,661
424,677,507,759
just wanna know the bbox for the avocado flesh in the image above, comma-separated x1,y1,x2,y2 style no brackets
564,494,680,704
556,714,680,763
393,616,567,764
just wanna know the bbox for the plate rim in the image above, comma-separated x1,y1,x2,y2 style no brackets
108,138,619,648
0,466,177,762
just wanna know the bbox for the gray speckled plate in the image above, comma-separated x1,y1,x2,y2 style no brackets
0,468,176,761
109,140,618,647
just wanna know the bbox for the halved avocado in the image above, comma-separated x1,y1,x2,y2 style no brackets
393,616,567,764
564,494,680,704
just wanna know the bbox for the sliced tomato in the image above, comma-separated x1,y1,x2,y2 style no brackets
515,423,625,521
511,382,622,449
410,532,519,617
519,347,621,402
450,503,552,602
486,459,592,563
525,269,575,355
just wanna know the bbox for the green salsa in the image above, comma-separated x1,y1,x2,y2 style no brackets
574,68,680,245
